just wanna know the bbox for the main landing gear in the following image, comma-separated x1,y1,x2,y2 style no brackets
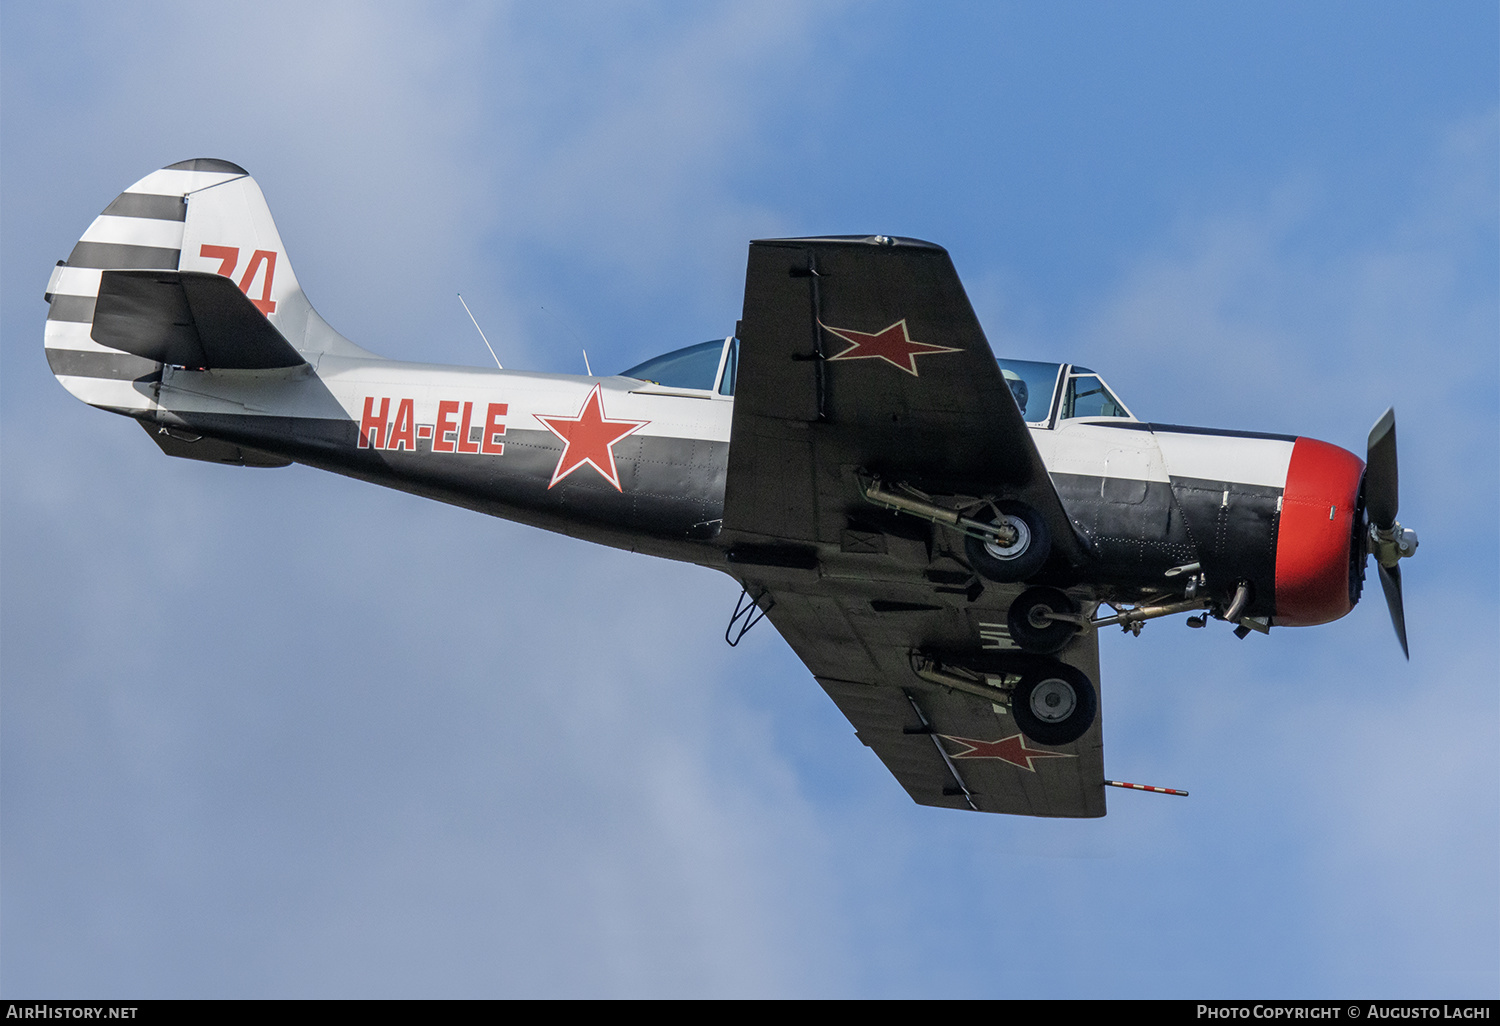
1010,661,1097,747
913,653,1099,747
962,501,1051,583
856,478,1052,585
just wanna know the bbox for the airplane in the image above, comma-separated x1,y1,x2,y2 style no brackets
42,159,1420,817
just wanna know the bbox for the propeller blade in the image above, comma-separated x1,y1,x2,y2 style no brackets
1377,562,1409,660
1366,407,1399,530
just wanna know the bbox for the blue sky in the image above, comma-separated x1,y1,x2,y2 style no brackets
3,2,1496,998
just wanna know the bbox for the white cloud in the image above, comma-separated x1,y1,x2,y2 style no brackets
1073,111,1498,444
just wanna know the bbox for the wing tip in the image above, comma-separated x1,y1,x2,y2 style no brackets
750,234,946,253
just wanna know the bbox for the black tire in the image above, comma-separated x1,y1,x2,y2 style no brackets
963,501,1050,583
1011,661,1097,747
1008,587,1080,655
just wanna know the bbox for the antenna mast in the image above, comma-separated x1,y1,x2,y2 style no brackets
457,293,502,370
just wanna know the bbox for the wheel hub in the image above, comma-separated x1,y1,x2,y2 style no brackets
1029,677,1077,723
982,516,1030,560
1027,602,1057,629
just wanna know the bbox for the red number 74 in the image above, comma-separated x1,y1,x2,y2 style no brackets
199,244,278,315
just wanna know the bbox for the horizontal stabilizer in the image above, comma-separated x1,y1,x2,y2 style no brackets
92,270,306,370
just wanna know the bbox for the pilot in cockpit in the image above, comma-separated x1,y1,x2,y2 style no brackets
1002,368,1029,418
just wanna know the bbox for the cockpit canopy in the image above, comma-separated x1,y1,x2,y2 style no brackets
619,337,738,395
997,359,1134,426
617,342,1128,423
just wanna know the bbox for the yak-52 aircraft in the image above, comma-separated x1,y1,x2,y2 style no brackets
44,160,1420,817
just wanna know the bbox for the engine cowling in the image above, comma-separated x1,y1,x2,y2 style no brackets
1273,437,1366,626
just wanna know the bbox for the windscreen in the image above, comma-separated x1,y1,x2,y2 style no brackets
1061,374,1130,419
995,359,1063,424
620,340,725,390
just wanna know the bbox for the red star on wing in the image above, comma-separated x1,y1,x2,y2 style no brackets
534,384,648,491
820,319,962,376
938,733,1076,772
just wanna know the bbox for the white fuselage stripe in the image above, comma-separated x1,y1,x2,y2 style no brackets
1033,421,1294,490
1150,430,1293,489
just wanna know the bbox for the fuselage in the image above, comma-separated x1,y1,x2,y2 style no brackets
40,160,1365,631
137,347,1365,630
148,354,734,562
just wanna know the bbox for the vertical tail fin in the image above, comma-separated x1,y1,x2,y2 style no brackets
44,158,364,414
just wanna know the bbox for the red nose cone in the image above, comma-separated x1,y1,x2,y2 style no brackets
1274,437,1365,626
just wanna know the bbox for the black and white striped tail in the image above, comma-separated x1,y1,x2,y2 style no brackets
43,158,318,415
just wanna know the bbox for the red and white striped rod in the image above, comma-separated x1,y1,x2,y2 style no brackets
1105,780,1189,797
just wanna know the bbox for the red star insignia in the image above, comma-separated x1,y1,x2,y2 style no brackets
939,733,1075,772
534,384,648,491
820,319,962,376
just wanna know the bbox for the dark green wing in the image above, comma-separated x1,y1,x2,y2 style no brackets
723,236,1104,817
